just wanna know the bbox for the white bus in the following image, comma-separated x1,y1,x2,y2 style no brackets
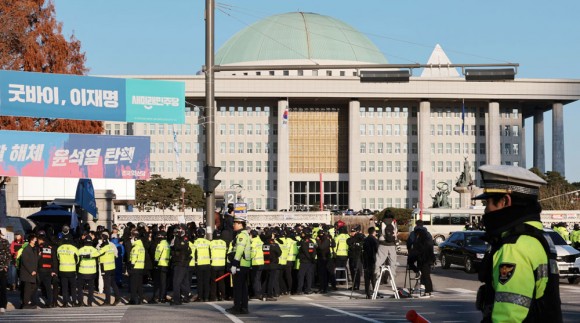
411,208,580,245
410,207,485,245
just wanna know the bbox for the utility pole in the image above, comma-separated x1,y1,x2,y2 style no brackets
204,0,215,239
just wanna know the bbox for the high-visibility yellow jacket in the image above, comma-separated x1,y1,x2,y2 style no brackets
130,239,146,270
155,240,171,267
78,245,100,275
210,239,227,267
57,243,78,273
98,243,116,272
194,237,211,266
250,236,264,266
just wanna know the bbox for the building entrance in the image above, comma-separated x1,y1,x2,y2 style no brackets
290,180,348,211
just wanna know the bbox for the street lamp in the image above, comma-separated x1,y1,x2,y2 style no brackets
180,187,186,212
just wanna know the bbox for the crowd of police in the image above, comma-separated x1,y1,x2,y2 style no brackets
0,205,401,314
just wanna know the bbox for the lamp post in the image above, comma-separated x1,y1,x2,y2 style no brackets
180,187,186,213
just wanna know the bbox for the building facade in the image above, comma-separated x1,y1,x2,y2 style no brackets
106,12,580,212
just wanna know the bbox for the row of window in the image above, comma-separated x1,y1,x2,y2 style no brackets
359,107,520,119
360,142,416,154
218,142,278,154
359,107,411,118
360,161,417,173
220,179,278,192
428,143,519,155
359,124,416,136
140,123,205,136
360,197,417,210
218,160,278,173
150,161,199,174
218,106,272,117
361,179,417,191
151,142,201,154
218,124,277,136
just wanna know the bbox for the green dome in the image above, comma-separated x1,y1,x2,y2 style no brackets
215,12,388,65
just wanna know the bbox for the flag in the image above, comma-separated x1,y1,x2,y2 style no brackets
71,205,79,231
75,178,98,220
461,100,465,134
172,125,181,175
282,107,289,125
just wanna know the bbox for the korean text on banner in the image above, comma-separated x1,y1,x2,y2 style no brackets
0,130,150,179
0,70,185,124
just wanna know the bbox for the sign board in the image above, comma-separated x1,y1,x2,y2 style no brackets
234,202,248,218
0,70,185,124
0,130,150,179
224,191,237,206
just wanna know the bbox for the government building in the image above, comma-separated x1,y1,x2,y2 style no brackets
106,12,580,212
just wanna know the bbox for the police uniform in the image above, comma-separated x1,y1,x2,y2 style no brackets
226,216,251,315
473,165,562,322
153,232,170,303
37,233,59,308
128,237,146,305
249,231,264,299
296,229,317,294
98,233,120,306
571,224,580,249
77,237,101,306
209,230,227,301
57,238,79,307
193,228,211,302
170,225,191,305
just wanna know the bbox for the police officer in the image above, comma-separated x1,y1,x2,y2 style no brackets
249,229,264,299
152,231,170,303
36,231,58,308
282,228,297,295
571,224,580,250
472,165,562,322
77,236,100,306
263,232,281,301
226,216,251,315
193,227,211,302
170,224,191,305
209,230,227,301
57,235,79,307
363,227,379,299
296,227,317,295
128,229,146,305
98,231,120,306
347,225,365,291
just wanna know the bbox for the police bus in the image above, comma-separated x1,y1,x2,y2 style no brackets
411,207,580,245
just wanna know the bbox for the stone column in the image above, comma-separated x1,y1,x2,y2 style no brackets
486,101,501,165
348,100,361,210
93,189,116,231
418,100,431,210
277,99,290,210
533,109,545,173
520,116,526,168
552,102,565,177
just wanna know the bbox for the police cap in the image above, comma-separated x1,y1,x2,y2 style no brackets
472,165,547,200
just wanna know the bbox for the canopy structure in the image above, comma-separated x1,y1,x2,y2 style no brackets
27,203,78,223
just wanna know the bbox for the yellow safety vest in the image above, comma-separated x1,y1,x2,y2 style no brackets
251,237,264,266
335,233,349,257
194,238,211,266
78,245,100,275
188,241,196,267
234,230,252,268
57,244,79,273
210,239,227,267
130,239,146,270
286,238,298,262
98,243,116,272
155,240,171,267
279,238,289,265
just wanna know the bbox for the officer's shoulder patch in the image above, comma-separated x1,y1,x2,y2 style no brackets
498,263,516,285
239,237,243,242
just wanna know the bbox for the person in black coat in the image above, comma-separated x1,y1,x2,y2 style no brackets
362,227,379,299
409,228,435,296
347,226,365,290
19,234,39,309
315,230,334,293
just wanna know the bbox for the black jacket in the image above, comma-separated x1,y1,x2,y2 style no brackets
362,235,379,269
20,245,39,283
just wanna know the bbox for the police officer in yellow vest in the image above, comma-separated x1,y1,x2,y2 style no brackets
193,227,211,302
210,230,227,301
473,165,562,322
249,229,264,299
57,236,79,307
77,236,101,306
128,230,146,305
277,230,291,295
334,226,350,289
152,231,170,303
285,229,298,294
225,215,251,315
98,231,120,306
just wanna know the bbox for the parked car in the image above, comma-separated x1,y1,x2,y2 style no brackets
344,209,355,216
439,230,488,273
544,228,580,284
359,209,373,216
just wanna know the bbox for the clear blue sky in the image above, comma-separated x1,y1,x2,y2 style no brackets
53,0,580,182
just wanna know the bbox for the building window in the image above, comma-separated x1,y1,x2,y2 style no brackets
412,161,418,172
247,124,253,135
512,125,519,137
247,161,253,172
238,124,244,135
378,161,384,172
378,180,384,190
360,124,366,135
150,142,156,154
394,180,401,190
369,161,375,172
386,180,392,190
395,161,401,172
360,161,366,172
386,161,392,172
361,180,366,191
386,124,392,136
513,143,519,155
220,142,226,154
256,161,262,172
369,180,375,191
238,161,244,172
377,124,383,136
229,161,235,172
480,143,486,155
360,143,366,154
378,142,384,153
368,142,375,154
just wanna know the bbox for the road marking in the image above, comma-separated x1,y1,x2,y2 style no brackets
309,302,383,323
280,315,303,317
290,296,312,301
209,303,245,323
447,288,476,293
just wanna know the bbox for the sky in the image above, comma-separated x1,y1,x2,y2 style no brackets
52,0,580,182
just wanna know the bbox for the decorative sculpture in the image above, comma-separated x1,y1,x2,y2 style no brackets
432,182,451,208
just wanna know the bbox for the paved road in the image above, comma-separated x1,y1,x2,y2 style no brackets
2,256,579,322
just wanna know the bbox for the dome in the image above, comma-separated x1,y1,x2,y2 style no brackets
215,12,388,66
